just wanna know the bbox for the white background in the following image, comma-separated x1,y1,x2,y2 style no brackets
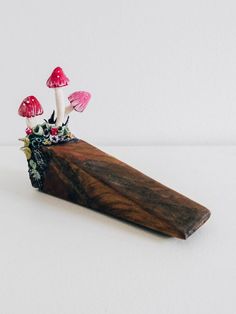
0,0,236,145
0,1,235,314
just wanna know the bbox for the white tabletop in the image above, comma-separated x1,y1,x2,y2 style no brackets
0,144,235,314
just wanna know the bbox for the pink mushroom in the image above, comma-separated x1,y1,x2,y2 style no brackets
18,96,43,128
65,91,91,117
46,67,69,126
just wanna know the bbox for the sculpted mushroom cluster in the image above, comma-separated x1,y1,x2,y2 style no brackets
18,67,91,189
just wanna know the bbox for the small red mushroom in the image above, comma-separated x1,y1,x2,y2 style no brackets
25,127,33,135
18,96,43,128
50,127,58,136
46,67,69,127
65,91,91,117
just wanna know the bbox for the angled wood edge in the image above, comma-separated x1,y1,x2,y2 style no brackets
40,140,211,239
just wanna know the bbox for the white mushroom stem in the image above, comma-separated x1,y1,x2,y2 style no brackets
54,87,65,126
26,117,38,128
64,104,73,118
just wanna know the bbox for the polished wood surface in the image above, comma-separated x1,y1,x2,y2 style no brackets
41,140,210,239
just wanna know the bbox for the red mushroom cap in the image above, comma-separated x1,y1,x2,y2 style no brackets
46,67,69,88
18,96,44,118
68,91,91,112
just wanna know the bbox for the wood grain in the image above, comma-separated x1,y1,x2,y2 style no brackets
41,140,210,239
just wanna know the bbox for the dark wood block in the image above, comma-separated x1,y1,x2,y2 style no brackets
41,140,210,239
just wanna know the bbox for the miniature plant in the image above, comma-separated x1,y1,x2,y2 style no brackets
18,67,91,189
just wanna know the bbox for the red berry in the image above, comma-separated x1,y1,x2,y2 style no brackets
25,127,33,135
50,127,58,135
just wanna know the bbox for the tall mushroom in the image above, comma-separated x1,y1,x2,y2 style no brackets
18,96,43,129
46,67,69,127
65,91,91,117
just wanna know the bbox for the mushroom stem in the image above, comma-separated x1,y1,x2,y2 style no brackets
64,104,73,118
54,87,65,126
26,117,38,128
